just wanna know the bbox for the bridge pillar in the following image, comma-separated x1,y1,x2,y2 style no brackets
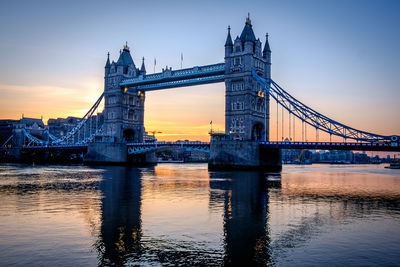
209,139,281,171
84,142,127,165
210,16,281,171
102,44,145,144
224,16,270,141
86,44,146,164
127,151,157,165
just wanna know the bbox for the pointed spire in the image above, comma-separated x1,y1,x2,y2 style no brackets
246,12,252,25
123,41,130,52
240,15,256,43
117,43,135,67
140,57,146,73
263,33,271,53
225,25,233,46
105,52,111,68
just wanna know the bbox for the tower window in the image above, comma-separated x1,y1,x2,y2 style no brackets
128,110,134,120
234,57,242,66
232,81,244,91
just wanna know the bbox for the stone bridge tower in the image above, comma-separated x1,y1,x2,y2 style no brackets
224,15,271,141
103,43,145,143
209,16,280,171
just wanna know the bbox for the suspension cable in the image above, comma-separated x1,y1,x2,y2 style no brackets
282,105,284,141
289,107,291,141
293,115,295,141
305,122,307,142
276,99,279,142
252,71,394,143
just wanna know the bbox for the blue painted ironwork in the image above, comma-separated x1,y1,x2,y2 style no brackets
260,141,400,152
11,62,399,153
21,93,104,147
127,141,210,154
22,144,88,150
7,140,400,153
2,135,13,147
120,63,225,91
252,70,399,143
133,75,224,91
45,130,58,141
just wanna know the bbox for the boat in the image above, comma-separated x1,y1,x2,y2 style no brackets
385,158,400,169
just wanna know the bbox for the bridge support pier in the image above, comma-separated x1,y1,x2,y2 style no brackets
128,152,157,165
208,140,282,172
84,142,127,165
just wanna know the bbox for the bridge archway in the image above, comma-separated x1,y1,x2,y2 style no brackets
123,129,136,142
251,123,264,142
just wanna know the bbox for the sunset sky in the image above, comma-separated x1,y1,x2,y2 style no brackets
0,0,399,141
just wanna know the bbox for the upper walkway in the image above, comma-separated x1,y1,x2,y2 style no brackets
120,63,225,91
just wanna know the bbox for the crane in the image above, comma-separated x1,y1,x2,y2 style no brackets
148,130,162,138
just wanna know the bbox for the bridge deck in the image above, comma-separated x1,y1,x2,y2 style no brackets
260,141,400,152
3,141,399,152
120,63,225,91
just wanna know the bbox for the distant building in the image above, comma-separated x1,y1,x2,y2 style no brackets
15,117,46,139
143,132,157,143
282,148,301,163
0,120,18,146
0,117,46,147
15,117,45,130
47,117,80,137
48,114,104,137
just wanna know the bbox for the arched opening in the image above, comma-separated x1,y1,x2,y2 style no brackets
251,123,264,141
128,110,134,120
123,129,136,142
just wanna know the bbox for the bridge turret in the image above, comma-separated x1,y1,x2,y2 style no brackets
140,57,146,75
103,42,145,143
240,14,257,54
116,42,137,76
224,16,269,141
225,26,233,57
262,33,271,141
263,33,271,82
105,52,111,75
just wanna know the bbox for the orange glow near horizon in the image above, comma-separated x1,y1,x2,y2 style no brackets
143,83,225,142
0,78,103,123
1,79,399,143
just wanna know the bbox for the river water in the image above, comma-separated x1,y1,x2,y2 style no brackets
0,163,399,266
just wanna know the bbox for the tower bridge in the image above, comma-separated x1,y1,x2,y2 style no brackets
2,15,399,168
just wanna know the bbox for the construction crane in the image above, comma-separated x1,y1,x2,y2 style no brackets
295,150,304,163
148,130,162,138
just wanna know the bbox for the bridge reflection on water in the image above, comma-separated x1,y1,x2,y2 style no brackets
96,166,276,265
94,165,400,266
0,164,399,266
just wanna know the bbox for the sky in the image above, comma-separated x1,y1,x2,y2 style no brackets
0,0,399,141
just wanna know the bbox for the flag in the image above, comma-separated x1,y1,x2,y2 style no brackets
154,58,156,66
